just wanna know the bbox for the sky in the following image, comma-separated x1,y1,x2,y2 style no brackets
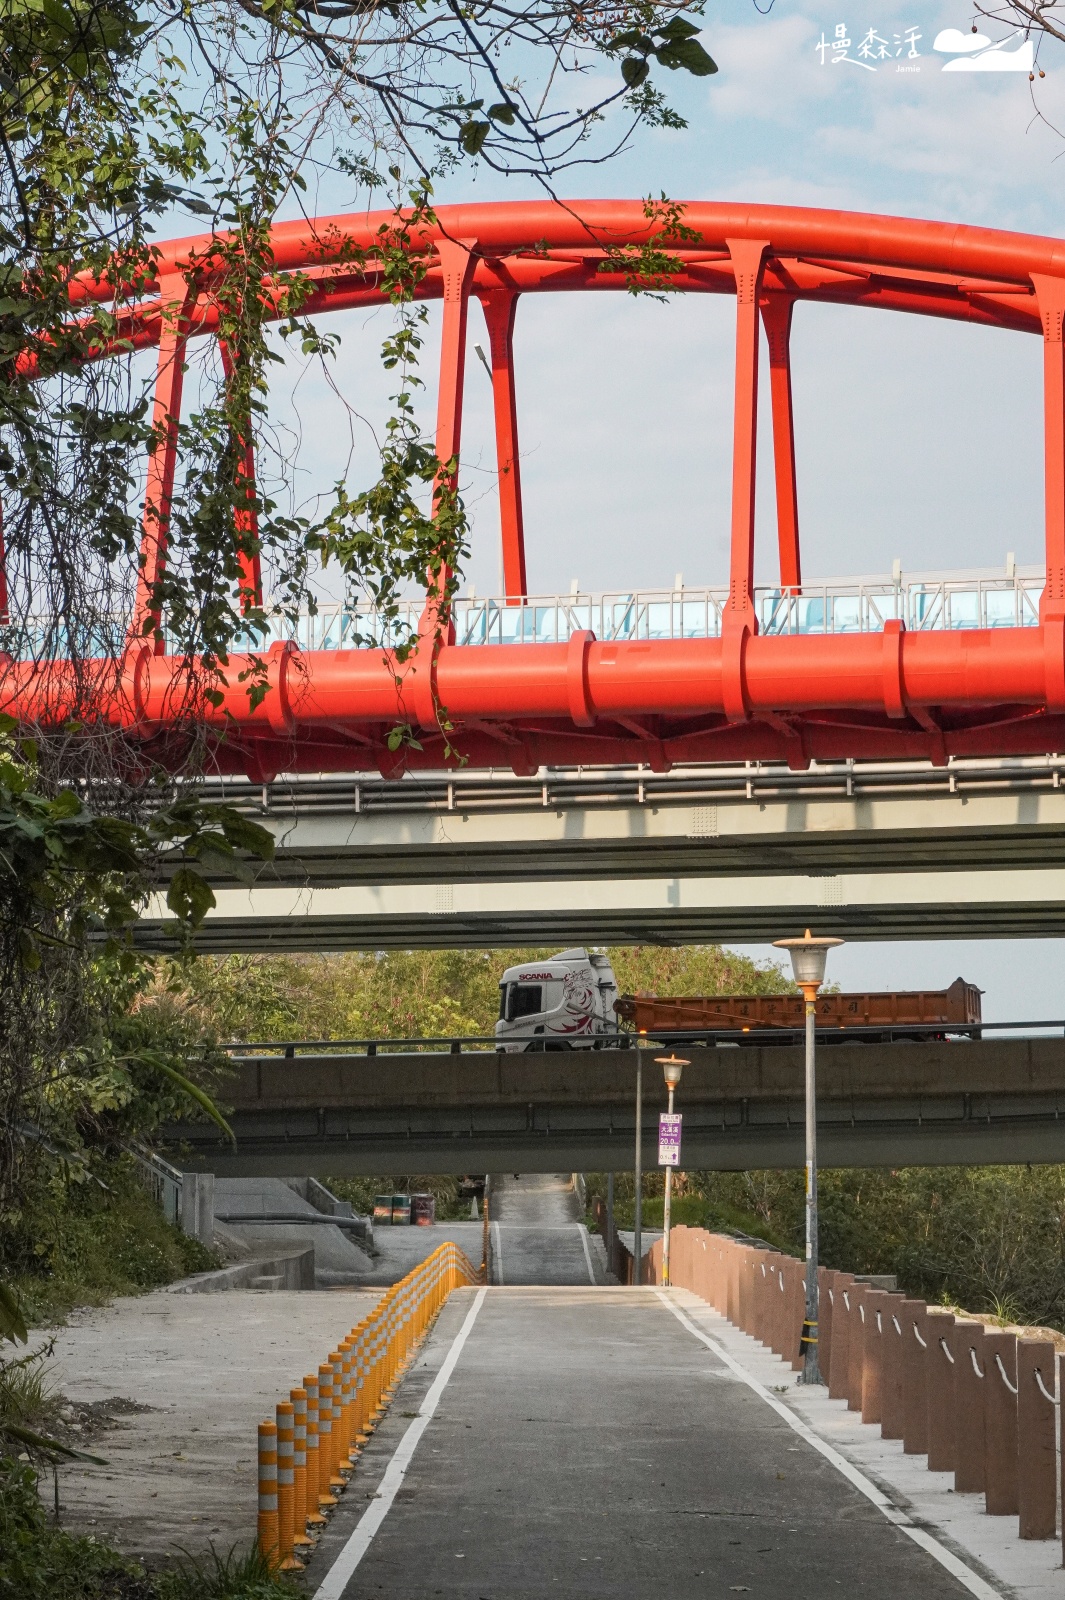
253,0,1065,1020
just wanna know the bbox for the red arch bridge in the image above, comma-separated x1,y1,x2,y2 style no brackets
12,199,1065,779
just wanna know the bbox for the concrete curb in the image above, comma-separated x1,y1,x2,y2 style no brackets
168,1245,314,1293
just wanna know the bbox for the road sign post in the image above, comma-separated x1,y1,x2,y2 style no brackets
655,1054,687,1288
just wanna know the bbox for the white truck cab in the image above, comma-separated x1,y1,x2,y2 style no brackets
495,948,620,1051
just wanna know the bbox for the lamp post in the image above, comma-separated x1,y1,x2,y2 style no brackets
772,927,843,1384
634,1038,644,1284
655,1054,687,1287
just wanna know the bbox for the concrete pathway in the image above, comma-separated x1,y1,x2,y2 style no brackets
490,1173,600,1286
308,1285,985,1600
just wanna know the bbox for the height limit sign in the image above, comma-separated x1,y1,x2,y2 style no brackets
658,1112,682,1167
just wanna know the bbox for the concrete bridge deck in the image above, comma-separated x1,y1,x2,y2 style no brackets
168,1036,1065,1175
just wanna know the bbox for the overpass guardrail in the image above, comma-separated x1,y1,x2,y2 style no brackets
223,1018,1065,1056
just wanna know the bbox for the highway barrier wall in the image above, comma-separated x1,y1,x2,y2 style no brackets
627,1227,1065,1558
256,1240,482,1571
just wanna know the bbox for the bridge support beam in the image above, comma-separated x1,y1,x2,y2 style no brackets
478,288,527,602
132,278,194,650
761,294,801,591
220,341,263,615
723,238,770,721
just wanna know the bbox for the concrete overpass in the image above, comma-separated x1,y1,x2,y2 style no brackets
139,756,1065,949
166,1034,1065,1175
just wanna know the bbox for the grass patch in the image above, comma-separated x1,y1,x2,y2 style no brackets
0,1458,297,1600
1,1159,219,1328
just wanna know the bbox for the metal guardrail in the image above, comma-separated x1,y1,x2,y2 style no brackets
189,752,1065,820
224,1018,1065,1056
128,1143,183,1227
244,574,1045,649
13,570,1048,659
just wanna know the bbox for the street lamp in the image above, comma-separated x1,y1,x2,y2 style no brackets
655,1053,688,1288
772,928,843,1384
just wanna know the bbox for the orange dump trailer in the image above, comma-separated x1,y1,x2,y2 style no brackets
614,977,981,1039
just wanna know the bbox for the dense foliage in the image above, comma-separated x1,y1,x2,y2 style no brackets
163,942,793,1041
590,1163,1065,1332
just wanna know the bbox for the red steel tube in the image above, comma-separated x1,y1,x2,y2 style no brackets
2,622,1056,740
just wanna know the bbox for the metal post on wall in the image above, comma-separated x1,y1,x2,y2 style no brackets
773,928,843,1383
606,1171,614,1266
633,1045,643,1284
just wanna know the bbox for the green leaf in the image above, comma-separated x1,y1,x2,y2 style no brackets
3,1421,108,1465
654,17,703,42
622,56,650,87
653,38,718,74
217,812,275,862
0,1281,27,1344
459,120,491,156
147,1061,236,1147
487,102,517,125
166,866,216,928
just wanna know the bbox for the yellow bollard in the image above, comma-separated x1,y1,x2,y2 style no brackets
275,1402,304,1572
289,1388,313,1547
257,1421,280,1570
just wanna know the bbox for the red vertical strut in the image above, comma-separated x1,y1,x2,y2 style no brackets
1032,274,1065,711
478,289,526,603
220,341,263,615
761,294,801,592
131,279,194,652
426,238,477,631
721,239,770,721
409,239,477,732
1033,275,1065,621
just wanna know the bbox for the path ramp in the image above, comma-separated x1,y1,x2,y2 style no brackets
490,1173,601,1285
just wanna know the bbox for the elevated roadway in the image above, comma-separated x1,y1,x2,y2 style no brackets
139,757,1065,949
167,1035,1065,1175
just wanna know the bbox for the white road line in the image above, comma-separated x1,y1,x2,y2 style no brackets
656,1292,1003,1600
313,1287,487,1600
577,1224,597,1285
492,1221,504,1284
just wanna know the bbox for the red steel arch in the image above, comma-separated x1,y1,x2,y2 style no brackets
9,199,1065,779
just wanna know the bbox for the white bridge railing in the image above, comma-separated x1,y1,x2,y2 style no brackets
15,570,1047,654
261,570,1045,650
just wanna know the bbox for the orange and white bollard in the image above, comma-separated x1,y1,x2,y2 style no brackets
257,1421,280,1569
275,1402,304,1571
332,1350,352,1476
320,1363,344,1492
304,1373,330,1523
290,1388,313,1548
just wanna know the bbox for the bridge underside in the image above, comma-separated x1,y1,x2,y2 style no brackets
138,761,1065,949
167,1038,1065,1174
139,869,1065,950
